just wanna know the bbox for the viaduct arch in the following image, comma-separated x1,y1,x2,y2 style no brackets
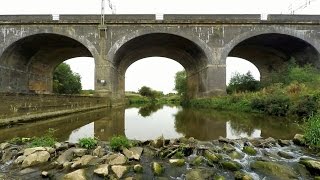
0,14,320,103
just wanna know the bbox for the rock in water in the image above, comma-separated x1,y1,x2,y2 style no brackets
133,164,143,173
221,161,242,171
186,168,215,180
293,134,305,146
151,136,165,148
299,159,320,175
169,159,185,167
242,146,257,156
21,151,50,168
64,169,87,180
152,162,164,176
111,165,128,179
250,160,297,179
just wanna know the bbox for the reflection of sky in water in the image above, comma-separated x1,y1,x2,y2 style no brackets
125,106,184,141
226,121,261,139
68,122,94,143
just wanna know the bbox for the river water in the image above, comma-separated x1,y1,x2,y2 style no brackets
0,104,302,142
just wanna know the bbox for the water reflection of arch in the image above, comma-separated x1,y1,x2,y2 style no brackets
94,107,125,141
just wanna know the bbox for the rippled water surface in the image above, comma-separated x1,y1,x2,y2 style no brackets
0,104,302,142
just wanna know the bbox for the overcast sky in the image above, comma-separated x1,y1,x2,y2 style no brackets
1,0,319,93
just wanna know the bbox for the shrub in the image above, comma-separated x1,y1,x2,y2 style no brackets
78,137,98,149
291,95,318,118
110,135,131,151
29,128,57,147
304,114,320,147
251,95,290,116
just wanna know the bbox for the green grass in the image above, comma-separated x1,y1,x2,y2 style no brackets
109,135,131,151
304,114,320,147
78,137,98,149
29,128,57,147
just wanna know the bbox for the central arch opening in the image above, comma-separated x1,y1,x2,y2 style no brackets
125,57,184,94
113,33,209,99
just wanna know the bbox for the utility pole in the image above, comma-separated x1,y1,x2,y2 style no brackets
288,0,317,14
101,0,116,25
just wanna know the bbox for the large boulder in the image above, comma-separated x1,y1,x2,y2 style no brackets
299,159,320,175
22,151,50,168
73,148,87,157
71,155,101,169
0,143,10,150
105,153,127,165
93,146,105,158
111,165,128,179
250,160,297,179
293,134,306,146
122,147,143,160
57,148,75,165
23,147,47,156
94,164,109,177
64,169,87,180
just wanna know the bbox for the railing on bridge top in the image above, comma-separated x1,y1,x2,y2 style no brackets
0,14,320,24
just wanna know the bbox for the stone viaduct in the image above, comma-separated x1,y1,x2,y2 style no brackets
0,14,320,101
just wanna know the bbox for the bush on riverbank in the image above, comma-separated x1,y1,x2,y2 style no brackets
184,63,320,119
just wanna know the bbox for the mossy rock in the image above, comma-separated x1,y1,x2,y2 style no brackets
243,146,257,156
214,175,226,180
186,168,215,180
221,161,242,171
228,151,244,160
152,162,164,176
299,159,320,175
234,171,253,180
133,164,143,173
204,150,221,164
191,156,205,166
250,160,297,179
169,159,185,167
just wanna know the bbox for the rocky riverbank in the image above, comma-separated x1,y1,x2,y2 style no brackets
0,135,319,179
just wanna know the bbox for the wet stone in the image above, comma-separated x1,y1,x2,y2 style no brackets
111,165,128,179
293,134,305,146
278,139,292,147
242,146,257,156
152,162,164,176
133,164,143,173
64,169,87,180
277,151,295,159
94,164,109,177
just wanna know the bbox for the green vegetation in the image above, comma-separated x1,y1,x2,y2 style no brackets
53,63,82,94
184,62,320,119
29,128,57,147
78,137,98,149
110,135,132,151
174,70,187,96
304,114,320,147
227,71,260,94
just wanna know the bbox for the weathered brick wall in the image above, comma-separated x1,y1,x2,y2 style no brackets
0,93,110,119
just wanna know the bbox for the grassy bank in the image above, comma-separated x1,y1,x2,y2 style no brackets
125,92,180,105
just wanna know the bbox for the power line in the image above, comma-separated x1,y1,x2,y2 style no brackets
288,0,318,14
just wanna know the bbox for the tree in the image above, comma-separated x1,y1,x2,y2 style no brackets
174,70,187,96
138,86,154,97
53,63,82,94
227,71,260,94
